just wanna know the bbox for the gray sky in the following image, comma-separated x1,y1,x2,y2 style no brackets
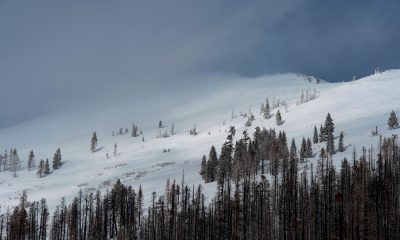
1,0,399,127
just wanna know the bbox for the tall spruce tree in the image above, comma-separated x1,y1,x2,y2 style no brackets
319,124,325,142
326,131,335,155
37,159,45,177
200,155,207,178
313,126,319,144
206,145,218,182
290,138,298,163
44,159,50,175
388,110,399,129
300,137,307,162
276,110,282,125
52,148,62,170
306,137,313,158
113,143,118,157
91,132,98,153
338,132,344,152
324,113,335,140
28,150,35,171
264,98,271,119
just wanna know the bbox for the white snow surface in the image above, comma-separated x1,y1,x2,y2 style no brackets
0,70,399,212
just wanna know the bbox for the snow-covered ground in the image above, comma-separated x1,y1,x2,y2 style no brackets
0,70,399,212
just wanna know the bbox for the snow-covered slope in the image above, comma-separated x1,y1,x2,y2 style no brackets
0,70,399,211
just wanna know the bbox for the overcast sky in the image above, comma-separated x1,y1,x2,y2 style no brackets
1,0,399,127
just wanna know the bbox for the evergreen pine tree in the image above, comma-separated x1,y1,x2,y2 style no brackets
338,132,344,152
290,138,298,163
206,145,218,182
44,159,50,175
28,150,35,171
276,110,282,125
326,131,335,155
260,103,265,115
263,99,271,119
388,110,399,129
307,137,313,157
159,120,163,128
313,126,319,143
200,155,207,178
91,132,98,153
300,137,307,162
52,148,62,170
319,124,325,142
37,160,45,177
324,113,335,140
131,124,139,137
11,149,20,177
114,143,118,157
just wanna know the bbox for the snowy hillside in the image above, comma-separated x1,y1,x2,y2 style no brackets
0,70,399,211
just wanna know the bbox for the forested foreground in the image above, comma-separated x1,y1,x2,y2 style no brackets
3,131,400,239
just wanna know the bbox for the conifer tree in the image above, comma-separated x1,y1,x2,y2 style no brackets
91,132,98,153
52,148,62,170
44,159,50,175
114,143,118,157
313,126,319,144
276,110,282,125
10,149,20,177
131,124,139,137
159,120,163,128
170,124,175,135
306,137,313,157
338,132,344,152
388,110,399,129
264,98,271,119
326,131,335,155
37,160,45,178
290,138,298,163
28,150,35,171
260,103,265,115
206,146,218,182
200,155,207,178
323,113,335,141
319,124,325,142
300,137,307,162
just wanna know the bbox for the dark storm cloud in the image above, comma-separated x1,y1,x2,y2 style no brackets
0,0,399,127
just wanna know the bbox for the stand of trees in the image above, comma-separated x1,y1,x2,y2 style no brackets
2,133,400,239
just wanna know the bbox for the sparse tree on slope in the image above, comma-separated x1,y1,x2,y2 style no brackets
388,110,399,129
324,113,335,140
52,148,62,170
276,110,282,125
307,137,313,157
131,124,139,137
37,160,44,178
319,124,325,142
313,126,319,144
200,155,207,178
28,150,35,171
113,143,118,157
300,138,307,162
338,132,344,152
326,131,335,155
44,159,50,175
171,124,175,135
91,132,98,153
264,98,271,119
260,103,265,115
206,146,218,182
10,149,20,177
